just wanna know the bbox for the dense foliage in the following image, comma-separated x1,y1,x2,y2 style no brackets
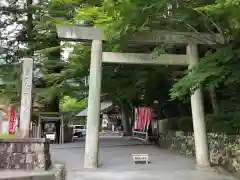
1,0,240,132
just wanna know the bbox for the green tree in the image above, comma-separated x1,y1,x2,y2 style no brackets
170,0,240,118
0,0,88,113
60,96,87,112
2,0,239,133
72,0,240,133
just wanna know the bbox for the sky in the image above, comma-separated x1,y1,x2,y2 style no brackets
0,0,72,61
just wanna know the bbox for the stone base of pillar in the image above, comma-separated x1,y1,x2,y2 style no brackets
0,138,51,170
196,164,213,172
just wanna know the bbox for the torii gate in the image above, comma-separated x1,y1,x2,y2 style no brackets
56,26,224,169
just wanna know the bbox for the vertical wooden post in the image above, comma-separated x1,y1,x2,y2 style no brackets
0,111,2,133
61,115,64,144
59,123,61,144
19,58,33,138
37,115,41,138
84,40,103,169
187,43,210,168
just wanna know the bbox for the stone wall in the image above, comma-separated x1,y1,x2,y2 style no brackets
158,132,240,172
100,131,123,137
0,138,51,170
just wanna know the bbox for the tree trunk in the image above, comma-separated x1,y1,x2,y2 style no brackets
44,96,60,112
27,0,33,57
209,87,218,114
121,102,132,136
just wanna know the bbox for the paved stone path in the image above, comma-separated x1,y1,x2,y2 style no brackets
50,137,236,180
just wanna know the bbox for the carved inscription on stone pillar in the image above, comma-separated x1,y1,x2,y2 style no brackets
19,58,33,137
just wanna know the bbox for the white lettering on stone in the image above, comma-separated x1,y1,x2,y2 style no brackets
19,58,33,137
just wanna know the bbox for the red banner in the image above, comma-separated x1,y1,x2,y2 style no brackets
136,107,152,131
9,106,17,134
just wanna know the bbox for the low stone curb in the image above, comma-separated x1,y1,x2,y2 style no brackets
0,171,55,180
99,136,123,138
0,163,66,180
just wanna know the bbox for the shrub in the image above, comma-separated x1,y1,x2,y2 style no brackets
0,133,17,139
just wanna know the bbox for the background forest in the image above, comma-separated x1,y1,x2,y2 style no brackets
0,0,240,133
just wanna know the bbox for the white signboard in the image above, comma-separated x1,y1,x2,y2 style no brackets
46,133,56,141
132,154,150,164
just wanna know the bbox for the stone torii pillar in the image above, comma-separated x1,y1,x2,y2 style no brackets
187,43,210,168
84,40,103,168
57,27,105,168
